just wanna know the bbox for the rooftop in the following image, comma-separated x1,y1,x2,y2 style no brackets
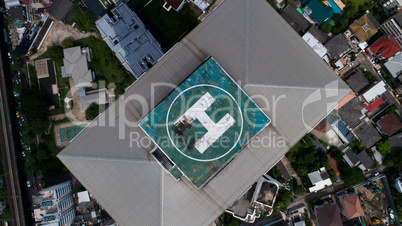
353,122,382,148
345,69,370,95
36,59,59,107
303,0,337,24
95,3,164,78
384,51,402,78
325,34,350,59
342,147,360,167
368,36,400,58
364,97,384,112
362,81,387,103
57,0,350,224
378,113,402,136
315,203,342,226
340,194,363,219
337,97,365,127
356,150,374,170
47,0,73,21
349,13,380,43
280,3,309,32
63,46,93,88
302,31,328,58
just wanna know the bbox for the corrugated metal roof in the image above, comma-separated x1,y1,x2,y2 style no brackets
58,0,351,225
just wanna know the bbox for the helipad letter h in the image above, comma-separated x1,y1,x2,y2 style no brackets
174,92,235,154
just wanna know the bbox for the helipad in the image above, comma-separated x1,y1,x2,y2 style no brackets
139,57,270,188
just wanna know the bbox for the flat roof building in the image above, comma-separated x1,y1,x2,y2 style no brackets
96,3,164,78
57,0,350,224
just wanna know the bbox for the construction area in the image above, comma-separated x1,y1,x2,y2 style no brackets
355,178,393,225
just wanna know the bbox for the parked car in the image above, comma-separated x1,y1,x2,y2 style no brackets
27,180,31,187
22,151,26,157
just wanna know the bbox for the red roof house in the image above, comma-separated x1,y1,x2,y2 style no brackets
378,113,402,136
364,97,384,112
368,36,400,58
163,0,186,11
312,119,332,138
340,194,364,219
315,203,342,226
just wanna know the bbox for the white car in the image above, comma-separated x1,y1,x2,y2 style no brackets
27,180,31,187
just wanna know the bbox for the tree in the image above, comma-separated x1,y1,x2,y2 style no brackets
320,23,332,33
377,141,391,155
11,61,21,71
349,139,364,154
20,88,50,121
219,212,242,226
275,189,292,212
341,166,364,186
328,146,343,161
363,71,378,83
85,103,100,120
1,208,11,222
46,46,64,65
24,155,38,173
61,38,75,48
293,184,305,196
10,51,20,59
31,119,49,135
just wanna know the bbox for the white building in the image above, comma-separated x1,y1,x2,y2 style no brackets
302,32,328,58
362,81,387,103
308,167,332,193
33,181,75,226
394,177,402,193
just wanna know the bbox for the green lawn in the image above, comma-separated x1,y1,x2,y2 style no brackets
344,0,367,10
136,0,199,50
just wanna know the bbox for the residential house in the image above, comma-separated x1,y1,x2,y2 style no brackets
382,11,402,48
327,155,340,178
349,12,380,43
332,119,355,143
4,0,20,9
362,81,387,103
312,118,332,139
302,0,342,24
62,46,110,112
35,59,59,108
378,113,402,136
342,147,360,168
367,36,400,59
308,25,328,44
339,194,364,219
96,3,164,78
379,0,402,15
357,150,374,170
394,177,402,193
47,0,73,21
364,97,385,112
314,203,342,226
276,160,292,181
302,32,328,58
280,3,309,33
345,69,370,95
9,5,24,24
384,52,402,78
325,34,350,60
82,0,107,17
335,91,355,110
227,176,279,223
338,97,365,128
308,167,332,193
353,122,382,148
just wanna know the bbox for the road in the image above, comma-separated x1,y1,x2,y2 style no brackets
0,47,25,225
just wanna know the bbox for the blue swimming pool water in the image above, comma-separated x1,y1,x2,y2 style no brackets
327,0,342,14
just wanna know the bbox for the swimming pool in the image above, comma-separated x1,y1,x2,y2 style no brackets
327,0,342,14
58,124,88,143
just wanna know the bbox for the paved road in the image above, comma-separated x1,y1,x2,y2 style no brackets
0,48,25,226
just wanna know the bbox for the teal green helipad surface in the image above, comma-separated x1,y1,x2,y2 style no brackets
139,57,270,188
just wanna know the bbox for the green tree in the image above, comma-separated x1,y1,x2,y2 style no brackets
61,38,75,48
24,155,38,173
377,141,391,155
0,188,8,204
85,103,100,120
363,71,378,83
31,119,49,135
293,184,305,196
1,207,11,222
349,139,364,154
46,45,64,65
328,146,343,161
11,61,21,71
341,166,364,186
10,51,20,59
219,212,242,226
275,189,292,212
320,23,332,33
20,88,50,121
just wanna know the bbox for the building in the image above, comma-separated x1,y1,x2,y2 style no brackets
325,34,350,60
349,13,380,43
345,69,370,95
394,177,402,193
226,176,279,223
353,122,382,148
384,52,402,78
339,194,363,219
47,0,73,21
57,0,351,224
362,81,387,103
302,32,328,58
379,0,402,15
335,91,355,110
357,150,374,170
338,97,365,128
378,113,402,136
312,118,332,139
382,11,402,48
331,119,355,143
82,0,107,18
308,167,332,193
364,97,384,112
32,181,75,226
95,3,163,78
280,3,309,33
9,5,24,24
342,147,360,168
35,59,59,108
327,155,340,177
367,36,400,59
314,203,342,226
276,160,292,181
302,0,341,24
163,0,186,11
